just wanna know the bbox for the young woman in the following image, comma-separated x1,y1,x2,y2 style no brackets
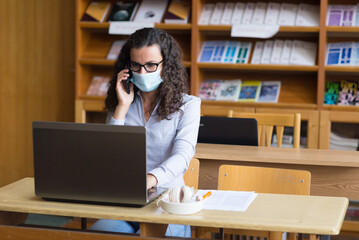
89,28,201,237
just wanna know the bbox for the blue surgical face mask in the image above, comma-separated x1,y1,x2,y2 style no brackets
130,70,163,92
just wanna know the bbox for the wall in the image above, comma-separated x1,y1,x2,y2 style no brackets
0,0,75,187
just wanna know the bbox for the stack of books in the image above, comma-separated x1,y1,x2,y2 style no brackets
81,0,191,24
198,79,281,103
326,4,359,26
330,132,359,151
198,2,319,26
326,42,359,66
251,39,317,66
324,80,358,106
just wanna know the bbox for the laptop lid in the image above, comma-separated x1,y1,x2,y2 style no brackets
32,121,165,206
197,116,258,146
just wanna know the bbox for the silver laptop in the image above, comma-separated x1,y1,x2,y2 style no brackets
32,121,166,207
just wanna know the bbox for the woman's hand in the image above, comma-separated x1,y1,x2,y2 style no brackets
113,69,134,120
147,174,158,190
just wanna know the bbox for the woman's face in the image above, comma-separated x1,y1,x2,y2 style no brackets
129,44,163,74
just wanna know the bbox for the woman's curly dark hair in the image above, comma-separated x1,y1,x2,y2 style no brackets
105,28,189,120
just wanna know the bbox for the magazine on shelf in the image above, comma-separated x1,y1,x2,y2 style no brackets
241,3,255,24
277,3,298,26
295,4,320,27
261,40,274,64
209,2,225,25
289,40,317,66
210,41,227,62
222,41,240,63
133,0,168,23
97,77,111,96
280,40,293,65
106,40,126,60
198,41,217,62
81,2,111,22
337,80,358,105
198,80,223,100
107,1,139,21
251,2,267,24
270,40,284,64
257,81,281,103
216,79,242,101
164,0,191,24
251,41,264,64
326,42,354,65
324,81,340,105
198,3,215,25
236,42,252,64
86,76,110,96
220,2,235,25
264,2,280,25
238,81,261,102
231,2,245,24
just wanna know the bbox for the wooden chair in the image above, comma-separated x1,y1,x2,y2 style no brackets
228,111,301,148
183,158,200,189
201,105,233,117
196,165,311,240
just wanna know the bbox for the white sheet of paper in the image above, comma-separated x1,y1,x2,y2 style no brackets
231,24,279,39
109,22,154,35
196,190,258,212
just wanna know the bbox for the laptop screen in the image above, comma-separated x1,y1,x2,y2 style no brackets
33,121,158,206
197,116,258,146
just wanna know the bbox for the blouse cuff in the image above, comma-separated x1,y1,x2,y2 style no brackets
109,117,125,125
148,168,165,187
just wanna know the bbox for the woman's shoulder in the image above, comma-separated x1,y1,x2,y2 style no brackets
182,94,201,105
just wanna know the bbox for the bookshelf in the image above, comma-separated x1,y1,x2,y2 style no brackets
75,0,359,149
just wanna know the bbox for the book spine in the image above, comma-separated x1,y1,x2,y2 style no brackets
270,40,284,64
278,3,298,26
280,40,293,65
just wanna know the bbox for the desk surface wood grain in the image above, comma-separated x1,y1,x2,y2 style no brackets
0,178,348,235
195,143,359,167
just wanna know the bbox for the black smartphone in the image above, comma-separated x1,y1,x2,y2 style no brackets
125,69,132,94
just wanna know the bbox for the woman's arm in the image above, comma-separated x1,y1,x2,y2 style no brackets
149,96,201,187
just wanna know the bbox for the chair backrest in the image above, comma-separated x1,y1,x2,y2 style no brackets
201,105,232,117
183,158,200,189
228,111,301,148
218,165,311,195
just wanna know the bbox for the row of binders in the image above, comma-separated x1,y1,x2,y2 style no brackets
198,80,281,103
81,0,190,24
198,40,317,66
199,2,319,26
327,4,359,26
324,80,359,106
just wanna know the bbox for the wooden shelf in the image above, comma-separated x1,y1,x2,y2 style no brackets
202,100,317,110
79,95,106,101
325,66,359,73
327,26,359,33
198,63,318,72
198,25,319,32
79,58,191,67
79,22,191,30
322,105,359,112
79,58,115,66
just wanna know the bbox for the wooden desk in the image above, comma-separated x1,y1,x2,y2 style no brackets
195,143,359,200
0,178,348,239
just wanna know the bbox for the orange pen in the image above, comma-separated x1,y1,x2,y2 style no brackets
202,191,212,200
